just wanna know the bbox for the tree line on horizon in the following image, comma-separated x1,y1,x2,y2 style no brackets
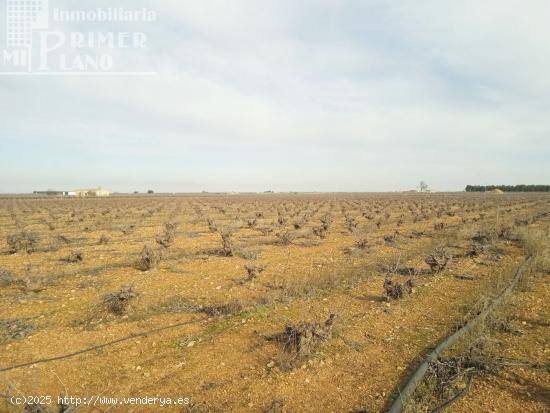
465,185,550,192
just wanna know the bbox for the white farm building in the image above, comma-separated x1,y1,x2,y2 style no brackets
73,187,110,197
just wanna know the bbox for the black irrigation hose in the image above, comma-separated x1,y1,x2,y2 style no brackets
0,318,198,373
387,255,533,413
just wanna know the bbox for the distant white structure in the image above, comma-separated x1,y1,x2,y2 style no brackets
73,187,110,197
33,187,110,197
34,190,69,196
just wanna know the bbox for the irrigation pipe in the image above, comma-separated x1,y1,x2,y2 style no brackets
387,255,533,413
0,318,197,373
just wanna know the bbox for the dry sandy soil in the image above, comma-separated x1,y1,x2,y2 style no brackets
0,192,548,412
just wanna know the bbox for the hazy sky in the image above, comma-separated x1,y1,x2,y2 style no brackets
1,0,549,193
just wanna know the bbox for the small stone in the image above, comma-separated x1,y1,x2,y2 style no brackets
187,341,196,347
267,361,275,368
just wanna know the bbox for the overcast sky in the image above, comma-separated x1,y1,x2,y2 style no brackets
1,0,549,193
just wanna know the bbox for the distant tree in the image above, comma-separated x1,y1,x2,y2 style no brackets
419,181,429,192
147,190,154,194
465,185,550,192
